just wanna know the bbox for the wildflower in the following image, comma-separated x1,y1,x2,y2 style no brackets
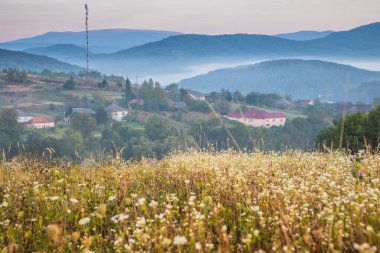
137,198,146,205
173,236,187,246
46,224,62,245
359,170,364,178
78,217,91,225
195,242,202,250
149,200,158,209
69,198,78,204
351,155,356,161
50,196,59,201
162,238,172,246
254,230,260,237
108,195,116,201
136,217,146,227
72,231,80,243
185,179,190,184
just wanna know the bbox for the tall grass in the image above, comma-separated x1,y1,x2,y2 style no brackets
0,150,379,252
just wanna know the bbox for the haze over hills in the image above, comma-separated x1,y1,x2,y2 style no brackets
274,31,335,41
24,44,90,62
0,48,84,73
85,22,380,78
0,29,182,53
305,22,380,56
179,59,380,102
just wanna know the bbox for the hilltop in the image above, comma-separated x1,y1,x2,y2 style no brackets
0,29,182,53
24,44,89,60
179,59,380,101
274,30,335,41
0,48,84,73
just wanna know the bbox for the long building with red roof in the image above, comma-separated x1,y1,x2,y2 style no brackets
26,117,55,129
226,109,286,128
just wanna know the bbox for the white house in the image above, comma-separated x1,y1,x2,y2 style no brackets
226,109,286,128
16,109,33,123
187,90,206,101
26,117,55,129
105,104,128,121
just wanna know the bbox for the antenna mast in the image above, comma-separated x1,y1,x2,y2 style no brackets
85,4,89,75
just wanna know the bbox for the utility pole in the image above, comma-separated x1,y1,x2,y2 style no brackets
85,4,89,76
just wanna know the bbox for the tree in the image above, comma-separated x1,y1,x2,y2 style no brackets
221,89,232,102
233,90,244,103
63,76,76,90
215,101,231,115
0,108,20,157
165,83,178,92
125,78,135,102
6,68,27,83
71,113,97,136
145,115,173,141
98,79,108,88
95,107,108,124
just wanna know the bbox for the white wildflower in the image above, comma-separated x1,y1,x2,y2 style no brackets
173,236,187,246
78,217,91,225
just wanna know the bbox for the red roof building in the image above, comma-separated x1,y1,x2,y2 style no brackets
226,109,286,128
26,117,55,129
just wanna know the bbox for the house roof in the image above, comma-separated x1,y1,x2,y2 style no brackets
16,109,30,117
355,104,373,112
72,108,95,115
128,99,145,105
29,117,54,124
169,101,188,109
187,89,206,98
227,109,286,119
105,104,128,113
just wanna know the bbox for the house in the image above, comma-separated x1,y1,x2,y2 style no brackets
169,101,188,110
187,90,206,101
355,104,373,112
226,109,286,128
26,117,55,129
297,99,314,106
16,109,33,123
128,99,145,109
105,104,128,121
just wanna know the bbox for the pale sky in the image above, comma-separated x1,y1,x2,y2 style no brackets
1,0,380,42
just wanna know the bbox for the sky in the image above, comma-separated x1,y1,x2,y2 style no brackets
1,0,380,42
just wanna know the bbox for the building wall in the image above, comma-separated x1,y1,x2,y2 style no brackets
226,117,286,128
109,111,128,121
32,122,55,129
17,116,33,123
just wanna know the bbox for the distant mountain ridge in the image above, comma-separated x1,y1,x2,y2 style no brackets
84,22,380,76
179,59,380,102
274,31,335,41
24,44,89,61
0,29,182,53
0,48,83,73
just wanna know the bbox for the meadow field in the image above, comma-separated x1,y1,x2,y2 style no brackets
0,151,379,252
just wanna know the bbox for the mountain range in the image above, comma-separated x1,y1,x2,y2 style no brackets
24,44,89,62
179,59,380,102
86,22,380,76
274,31,335,41
0,48,83,73
0,29,182,53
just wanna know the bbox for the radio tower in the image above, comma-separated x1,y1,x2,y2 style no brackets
85,4,89,76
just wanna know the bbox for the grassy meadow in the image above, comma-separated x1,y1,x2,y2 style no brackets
0,151,379,252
